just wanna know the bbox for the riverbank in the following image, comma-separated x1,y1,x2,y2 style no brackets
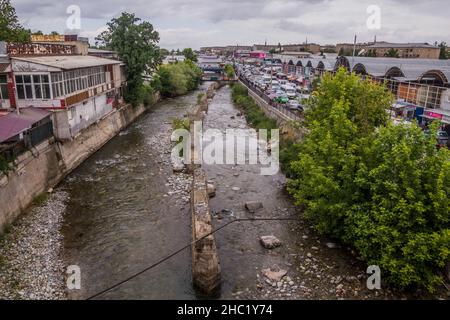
221,84,449,300
0,85,203,300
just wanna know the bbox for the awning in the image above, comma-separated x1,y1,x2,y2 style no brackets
420,114,442,121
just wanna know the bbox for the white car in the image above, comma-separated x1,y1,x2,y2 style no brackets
282,85,297,99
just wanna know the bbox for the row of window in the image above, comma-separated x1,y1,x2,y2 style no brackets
14,67,107,100
16,74,51,100
0,74,8,100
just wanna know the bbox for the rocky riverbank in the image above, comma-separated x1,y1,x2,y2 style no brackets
0,191,68,300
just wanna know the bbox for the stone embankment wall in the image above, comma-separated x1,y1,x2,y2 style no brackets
187,82,221,295
0,100,157,233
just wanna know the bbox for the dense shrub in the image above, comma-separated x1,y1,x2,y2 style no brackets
288,68,450,292
0,154,13,175
154,60,202,97
224,64,235,79
231,84,277,132
142,84,157,107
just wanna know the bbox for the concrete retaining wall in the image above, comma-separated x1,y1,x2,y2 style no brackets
0,101,155,233
238,79,297,125
188,82,221,295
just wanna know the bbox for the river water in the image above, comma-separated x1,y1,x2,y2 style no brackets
2,84,422,300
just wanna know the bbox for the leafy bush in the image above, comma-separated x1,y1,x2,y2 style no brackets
155,60,202,97
231,84,276,133
0,154,14,175
224,64,235,79
142,84,157,107
288,68,450,292
197,93,205,105
172,117,191,131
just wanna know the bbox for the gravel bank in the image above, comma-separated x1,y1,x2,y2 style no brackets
0,191,68,300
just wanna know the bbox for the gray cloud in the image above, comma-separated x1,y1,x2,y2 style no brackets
11,0,450,49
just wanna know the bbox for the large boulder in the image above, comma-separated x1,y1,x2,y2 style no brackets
260,235,282,249
245,201,263,213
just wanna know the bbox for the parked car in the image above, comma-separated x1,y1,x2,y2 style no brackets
424,129,450,148
274,91,289,104
287,100,304,112
282,85,297,99
437,130,449,147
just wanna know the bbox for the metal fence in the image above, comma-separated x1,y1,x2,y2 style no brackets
0,120,54,161
238,77,302,122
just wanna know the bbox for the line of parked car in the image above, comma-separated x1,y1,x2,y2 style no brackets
235,63,310,113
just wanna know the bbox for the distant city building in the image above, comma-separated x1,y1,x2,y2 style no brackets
197,55,224,81
163,55,185,64
252,44,280,52
282,43,321,54
336,42,373,56
250,51,266,59
336,42,440,59
365,42,440,59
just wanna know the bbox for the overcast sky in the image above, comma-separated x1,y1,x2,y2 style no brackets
11,0,450,50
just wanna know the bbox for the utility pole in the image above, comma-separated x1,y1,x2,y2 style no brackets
352,35,357,66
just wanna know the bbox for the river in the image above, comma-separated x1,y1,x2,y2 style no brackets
0,84,419,300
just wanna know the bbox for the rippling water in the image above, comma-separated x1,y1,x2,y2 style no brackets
61,89,206,300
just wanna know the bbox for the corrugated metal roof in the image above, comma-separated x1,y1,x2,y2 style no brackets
0,107,51,143
12,55,121,70
338,57,450,82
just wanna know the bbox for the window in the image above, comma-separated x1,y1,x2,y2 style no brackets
0,74,8,100
15,74,51,100
60,67,106,96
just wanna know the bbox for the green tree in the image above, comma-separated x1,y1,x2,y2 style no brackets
96,12,161,106
347,123,450,291
0,0,30,42
384,48,400,58
160,48,169,58
288,68,450,291
182,48,197,62
438,41,448,60
32,30,43,35
154,60,202,98
365,49,377,57
224,64,235,79
50,31,59,36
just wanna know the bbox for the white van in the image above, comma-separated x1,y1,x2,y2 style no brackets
262,75,272,86
271,80,280,91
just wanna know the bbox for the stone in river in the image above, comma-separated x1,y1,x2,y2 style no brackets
326,242,337,249
245,201,263,213
207,184,216,198
232,187,241,191
261,265,288,282
260,235,282,249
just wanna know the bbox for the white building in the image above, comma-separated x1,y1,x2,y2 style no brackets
11,55,126,140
